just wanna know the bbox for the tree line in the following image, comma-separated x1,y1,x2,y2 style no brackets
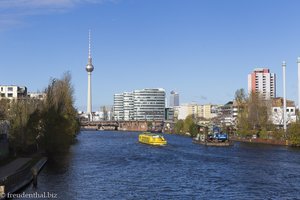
0,72,80,156
235,88,300,146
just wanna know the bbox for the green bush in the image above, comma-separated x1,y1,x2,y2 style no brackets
288,123,300,147
174,115,198,137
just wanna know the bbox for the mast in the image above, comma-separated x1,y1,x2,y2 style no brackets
86,30,94,121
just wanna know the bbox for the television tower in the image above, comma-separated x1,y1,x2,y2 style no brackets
86,30,94,121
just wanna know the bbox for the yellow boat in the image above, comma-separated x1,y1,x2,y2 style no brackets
138,132,167,146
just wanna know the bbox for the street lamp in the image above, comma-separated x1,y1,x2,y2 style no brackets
282,61,287,135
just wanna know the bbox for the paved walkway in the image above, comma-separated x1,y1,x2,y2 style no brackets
0,158,31,179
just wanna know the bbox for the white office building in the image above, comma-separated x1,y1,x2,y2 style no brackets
271,97,297,126
27,92,46,100
113,88,166,121
96,105,113,121
113,93,124,121
0,85,27,100
133,88,165,121
123,92,134,121
169,91,179,107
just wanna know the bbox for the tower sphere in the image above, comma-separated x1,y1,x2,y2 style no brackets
86,62,94,72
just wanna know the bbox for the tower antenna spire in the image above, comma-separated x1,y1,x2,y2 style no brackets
88,29,91,59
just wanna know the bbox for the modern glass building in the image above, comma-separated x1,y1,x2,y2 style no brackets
113,88,166,121
133,88,165,121
169,91,179,107
123,92,134,121
113,93,124,120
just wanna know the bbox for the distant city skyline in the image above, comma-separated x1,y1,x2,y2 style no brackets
1,0,300,111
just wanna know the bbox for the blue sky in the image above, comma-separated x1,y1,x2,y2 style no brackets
1,0,300,111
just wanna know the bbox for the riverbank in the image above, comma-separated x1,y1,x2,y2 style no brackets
0,154,47,199
231,136,288,146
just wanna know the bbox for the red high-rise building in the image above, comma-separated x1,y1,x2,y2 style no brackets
248,68,276,99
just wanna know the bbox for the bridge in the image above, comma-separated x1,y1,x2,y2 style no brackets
80,120,169,132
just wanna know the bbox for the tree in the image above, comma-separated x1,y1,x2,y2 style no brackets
8,97,44,154
6,72,79,156
235,90,274,138
235,89,249,136
288,123,300,146
174,115,198,137
174,120,184,133
25,109,43,152
40,72,79,155
234,88,247,106
8,100,27,154
0,99,10,120
188,123,198,137
183,115,194,133
247,92,272,136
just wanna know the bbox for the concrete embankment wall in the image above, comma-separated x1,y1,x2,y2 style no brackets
0,157,47,197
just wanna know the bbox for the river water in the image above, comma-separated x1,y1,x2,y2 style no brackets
21,131,300,199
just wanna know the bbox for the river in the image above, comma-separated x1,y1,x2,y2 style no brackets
21,130,300,199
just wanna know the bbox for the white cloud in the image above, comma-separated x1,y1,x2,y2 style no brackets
0,0,73,9
0,0,118,30
0,18,22,31
0,0,117,9
0,0,118,9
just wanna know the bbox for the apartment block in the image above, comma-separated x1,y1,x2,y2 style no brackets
248,68,276,99
0,85,27,100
